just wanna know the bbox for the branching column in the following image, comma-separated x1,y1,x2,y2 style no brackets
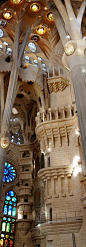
1,23,31,135
0,22,32,204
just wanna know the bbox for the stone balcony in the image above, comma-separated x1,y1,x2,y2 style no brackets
35,105,75,126
32,211,83,237
38,166,73,180
35,211,82,223
35,107,78,150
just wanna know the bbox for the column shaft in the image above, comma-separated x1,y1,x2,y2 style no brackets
0,148,6,201
70,56,86,164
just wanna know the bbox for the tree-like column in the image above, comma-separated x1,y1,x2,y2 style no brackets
52,0,86,164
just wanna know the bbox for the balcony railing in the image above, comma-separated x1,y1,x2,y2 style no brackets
35,106,76,127
34,211,83,226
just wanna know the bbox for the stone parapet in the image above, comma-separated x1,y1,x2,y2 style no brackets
35,114,78,151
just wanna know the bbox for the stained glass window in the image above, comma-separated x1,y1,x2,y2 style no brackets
0,20,6,27
0,45,3,51
6,47,12,56
38,56,42,61
0,239,3,246
2,222,6,232
11,0,23,4
34,59,38,67
3,162,16,183
47,12,54,21
0,29,4,38
4,206,7,215
6,223,10,232
9,191,14,197
42,63,47,71
8,206,12,216
25,55,29,63
28,42,36,52
0,190,17,247
3,41,8,46
12,208,16,217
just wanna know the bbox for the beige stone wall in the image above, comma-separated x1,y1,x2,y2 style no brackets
50,84,74,110
1,74,86,247
33,75,86,247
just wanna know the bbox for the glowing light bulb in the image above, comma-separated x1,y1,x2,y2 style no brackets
30,3,40,12
36,26,46,35
3,11,12,19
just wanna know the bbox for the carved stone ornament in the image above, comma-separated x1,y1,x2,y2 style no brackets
1,136,10,149
48,76,69,93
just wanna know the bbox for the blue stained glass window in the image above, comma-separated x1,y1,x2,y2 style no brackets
3,162,16,183
9,191,14,196
8,164,11,168
4,205,7,215
12,208,16,217
12,219,15,222
6,196,11,201
0,29,4,37
3,176,5,182
8,206,12,216
7,218,11,222
9,201,13,205
4,169,8,175
3,217,6,221
5,162,7,167
12,197,17,202
5,201,8,204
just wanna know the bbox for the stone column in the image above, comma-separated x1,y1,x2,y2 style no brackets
63,38,86,165
69,56,86,164
1,24,31,135
0,147,6,201
0,73,5,125
43,73,49,110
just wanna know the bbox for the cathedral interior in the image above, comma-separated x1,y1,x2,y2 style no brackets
0,0,86,246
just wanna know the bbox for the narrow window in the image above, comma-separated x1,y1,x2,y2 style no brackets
48,157,50,167
50,208,52,221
